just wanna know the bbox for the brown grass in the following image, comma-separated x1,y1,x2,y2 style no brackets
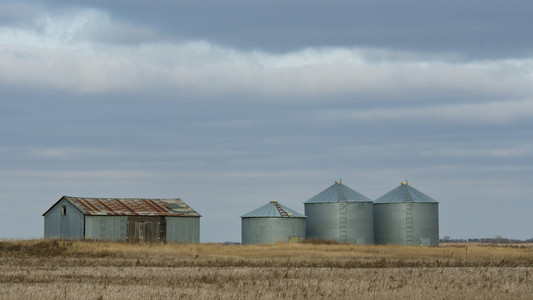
1,239,532,299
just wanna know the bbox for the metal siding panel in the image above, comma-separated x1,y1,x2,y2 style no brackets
374,203,439,246
412,203,439,246
44,202,61,238
165,217,200,243
85,216,127,241
374,203,407,245
305,202,374,244
345,202,374,244
305,203,340,241
44,213,60,239
44,199,84,240
241,217,305,244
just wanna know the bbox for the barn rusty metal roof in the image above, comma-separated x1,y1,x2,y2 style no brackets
374,182,438,204
44,196,201,217
304,180,372,203
241,201,305,218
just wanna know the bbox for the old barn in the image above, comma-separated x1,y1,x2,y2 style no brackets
43,196,201,243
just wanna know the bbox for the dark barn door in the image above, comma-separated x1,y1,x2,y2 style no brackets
127,216,166,243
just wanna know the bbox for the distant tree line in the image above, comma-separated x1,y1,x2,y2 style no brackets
440,235,533,244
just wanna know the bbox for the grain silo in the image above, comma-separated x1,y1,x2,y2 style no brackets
374,182,439,246
304,180,374,244
241,201,306,244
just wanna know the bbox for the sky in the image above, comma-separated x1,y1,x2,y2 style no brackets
1,0,532,242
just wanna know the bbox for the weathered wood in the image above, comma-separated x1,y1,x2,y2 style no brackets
126,216,166,243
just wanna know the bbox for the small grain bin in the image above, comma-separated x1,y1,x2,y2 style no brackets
241,201,306,244
304,180,374,244
374,182,439,246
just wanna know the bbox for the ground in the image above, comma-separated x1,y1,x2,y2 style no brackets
1,240,532,299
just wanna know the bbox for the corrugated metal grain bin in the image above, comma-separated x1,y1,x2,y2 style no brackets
241,201,306,244
43,196,201,243
304,180,374,244
374,182,439,246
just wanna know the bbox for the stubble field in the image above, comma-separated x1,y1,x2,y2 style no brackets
1,240,532,299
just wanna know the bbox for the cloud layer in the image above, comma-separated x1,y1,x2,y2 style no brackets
1,1,532,241
2,9,533,100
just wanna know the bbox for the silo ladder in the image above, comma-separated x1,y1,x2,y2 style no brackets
274,203,289,217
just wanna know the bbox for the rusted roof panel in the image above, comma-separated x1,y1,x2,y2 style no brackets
62,196,201,217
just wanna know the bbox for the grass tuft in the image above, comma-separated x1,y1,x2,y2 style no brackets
0,239,70,256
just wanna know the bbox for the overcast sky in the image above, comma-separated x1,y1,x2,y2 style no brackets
1,0,532,242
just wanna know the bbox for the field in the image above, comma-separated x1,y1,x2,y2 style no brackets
1,240,533,299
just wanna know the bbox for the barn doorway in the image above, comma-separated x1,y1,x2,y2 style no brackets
126,216,166,243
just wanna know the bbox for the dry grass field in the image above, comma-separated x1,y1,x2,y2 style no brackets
1,240,532,299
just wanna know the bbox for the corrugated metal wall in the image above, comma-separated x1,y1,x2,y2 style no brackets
305,202,374,244
43,199,84,240
374,203,439,246
241,217,305,244
85,216,127,241
166,217,200,243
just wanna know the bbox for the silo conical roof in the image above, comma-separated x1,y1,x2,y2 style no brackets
304,180,372,203
241,201,305,218
374,182,438,203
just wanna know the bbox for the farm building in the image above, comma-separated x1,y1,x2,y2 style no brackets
304,180,374,244
43,196,201,243
241,201,306,244
374,182,439,246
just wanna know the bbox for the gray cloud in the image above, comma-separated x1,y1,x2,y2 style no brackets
31,0,533,60
0,2,44,26
1,1,532,241
2,37,533,101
